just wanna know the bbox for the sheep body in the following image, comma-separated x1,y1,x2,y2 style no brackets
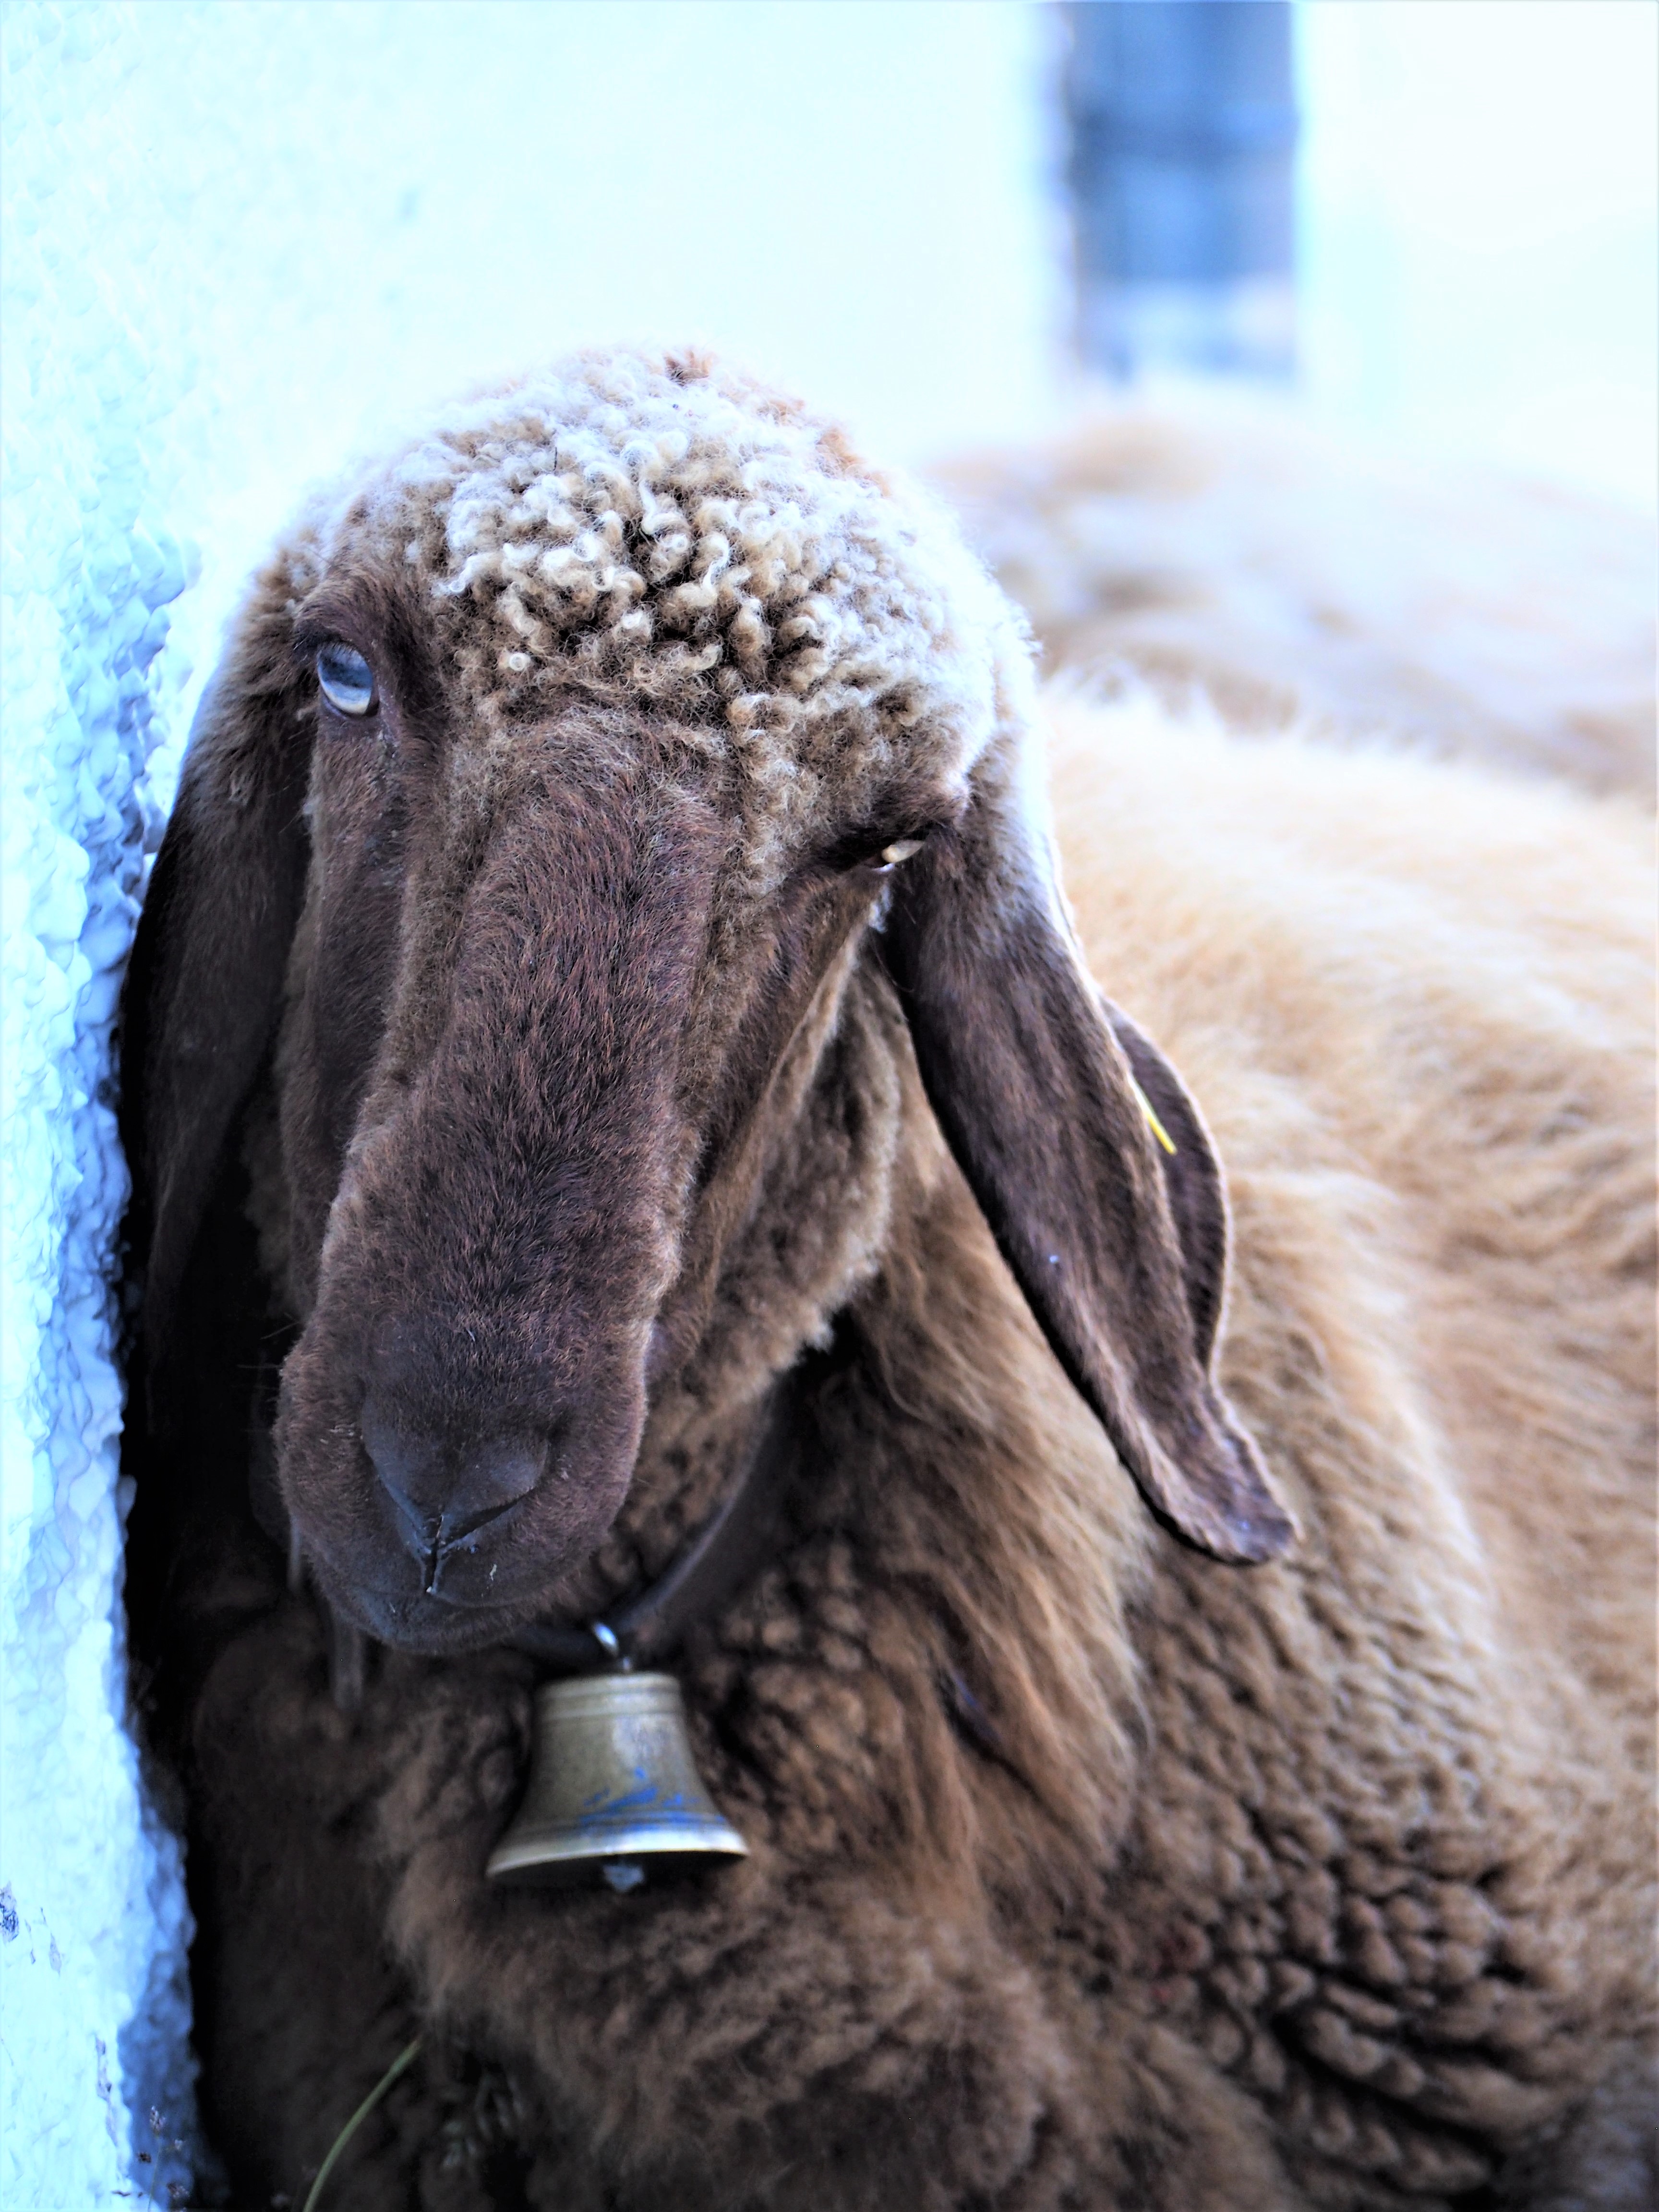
933,403,1658,800
183,700,1653,2211
127,358,1655,2211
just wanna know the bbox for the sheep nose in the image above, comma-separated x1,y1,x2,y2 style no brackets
360,1397,546,1591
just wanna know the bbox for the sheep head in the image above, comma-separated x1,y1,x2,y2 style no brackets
124,351,1291,1658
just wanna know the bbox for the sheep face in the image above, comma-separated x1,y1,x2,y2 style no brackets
268,600,972,1652
125,352,1291,1661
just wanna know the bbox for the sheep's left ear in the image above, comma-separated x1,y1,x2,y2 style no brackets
877,740,1295,1565
119,572,314,1379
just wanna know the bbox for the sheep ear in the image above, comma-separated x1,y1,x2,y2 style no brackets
120,598,312,1370
878,763,1295,1565
1097,998,1230,1372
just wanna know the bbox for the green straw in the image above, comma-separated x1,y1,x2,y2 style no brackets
300,2037,422,2212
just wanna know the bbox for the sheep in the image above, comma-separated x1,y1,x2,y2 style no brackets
120,348,1655,2212
930,399,1658,801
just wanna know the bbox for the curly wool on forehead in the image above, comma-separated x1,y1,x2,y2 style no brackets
323,350,1034,865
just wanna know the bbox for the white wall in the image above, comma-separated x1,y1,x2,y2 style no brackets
3,6,200,2198
1297,0,1659,510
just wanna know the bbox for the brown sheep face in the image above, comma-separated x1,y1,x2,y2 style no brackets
125,352,1291,1670
266,600,951,1653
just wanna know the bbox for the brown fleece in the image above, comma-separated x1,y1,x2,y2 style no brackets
120,354,1654,2212
931,403,1657,802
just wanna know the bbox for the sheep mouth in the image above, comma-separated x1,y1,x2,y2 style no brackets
310,1549,591,1657
289,1449,642,1656
274,1322,649,1653
378,1484,537,1604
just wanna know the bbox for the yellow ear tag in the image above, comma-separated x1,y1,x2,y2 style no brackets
1129,1074,1178,1157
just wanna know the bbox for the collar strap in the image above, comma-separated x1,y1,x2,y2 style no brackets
507,1356,809,1675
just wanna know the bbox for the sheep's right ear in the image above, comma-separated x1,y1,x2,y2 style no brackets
877,734,1296,1567
120,589,313,1369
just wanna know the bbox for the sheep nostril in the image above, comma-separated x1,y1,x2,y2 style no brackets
379,1482,440,1565
438,1491,533,1551
360,1399,548,1574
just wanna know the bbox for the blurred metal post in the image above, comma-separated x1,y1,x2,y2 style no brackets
1063,0,1298,380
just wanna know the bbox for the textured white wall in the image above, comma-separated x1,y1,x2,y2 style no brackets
0,5,1059,2202
2,11,199,2201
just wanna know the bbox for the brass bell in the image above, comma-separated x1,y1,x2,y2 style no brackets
486,1670,749,1890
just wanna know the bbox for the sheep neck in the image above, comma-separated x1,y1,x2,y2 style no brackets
505,1355,807,1678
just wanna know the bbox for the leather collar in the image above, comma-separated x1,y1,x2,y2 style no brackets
507,1354,809,1674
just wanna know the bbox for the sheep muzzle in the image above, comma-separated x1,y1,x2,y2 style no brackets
266,747,733,1652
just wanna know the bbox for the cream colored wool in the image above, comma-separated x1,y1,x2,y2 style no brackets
301,348,1028,892
1044,689,1656,2202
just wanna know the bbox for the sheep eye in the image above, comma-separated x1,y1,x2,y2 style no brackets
873,838,924,872
316,642,376,717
